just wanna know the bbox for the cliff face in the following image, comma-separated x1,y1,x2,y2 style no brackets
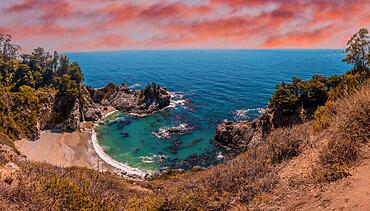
0,90,82,139
213,105,315,153
0,91,55,141
42,83,170,135
214,112,271,152
86,82,171,115
0,82,171,142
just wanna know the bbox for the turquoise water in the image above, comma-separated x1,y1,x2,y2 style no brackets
68,50,350,172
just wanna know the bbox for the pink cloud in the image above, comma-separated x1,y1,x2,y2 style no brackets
0,0,368,51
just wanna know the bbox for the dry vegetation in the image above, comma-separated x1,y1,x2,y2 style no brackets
314,81,370,182
0,162,154,210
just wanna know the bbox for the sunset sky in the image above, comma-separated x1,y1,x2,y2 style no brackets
0,0,369,52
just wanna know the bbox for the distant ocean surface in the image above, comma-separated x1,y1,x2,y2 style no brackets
67,50,350,173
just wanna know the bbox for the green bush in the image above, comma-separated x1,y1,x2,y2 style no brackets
313,100,336,132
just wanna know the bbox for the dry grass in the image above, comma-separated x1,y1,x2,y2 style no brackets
267,124,311,164
0,162,153,210
314,81,370,182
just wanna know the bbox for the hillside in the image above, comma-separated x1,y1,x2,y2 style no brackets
0,29,369,210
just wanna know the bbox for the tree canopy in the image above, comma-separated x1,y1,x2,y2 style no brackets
0,34,84,93
343,28,370,70
270,28,370,118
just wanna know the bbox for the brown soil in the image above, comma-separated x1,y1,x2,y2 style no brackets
246,140,370,211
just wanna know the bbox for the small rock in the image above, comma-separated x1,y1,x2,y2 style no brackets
4,162,19,171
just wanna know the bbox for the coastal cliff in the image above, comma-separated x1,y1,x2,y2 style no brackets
43,82,170,135
0,40,170,142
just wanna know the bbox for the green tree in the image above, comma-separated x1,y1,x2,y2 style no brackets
0,34,21,60
343,28,370,70
12,64,35,90
69,62,84,83
0,34,21,85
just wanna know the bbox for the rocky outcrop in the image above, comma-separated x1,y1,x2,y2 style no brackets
87,83,171,116
18,82,171,140
86,83,129,104
270,104,317,128
38,93,56,131
40,91,82,132
213,104,317,152
152,123,192,139
213,112,272,152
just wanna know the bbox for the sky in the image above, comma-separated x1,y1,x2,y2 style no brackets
0,0,369,52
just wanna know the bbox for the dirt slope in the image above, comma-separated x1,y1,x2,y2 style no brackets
245,141,370,211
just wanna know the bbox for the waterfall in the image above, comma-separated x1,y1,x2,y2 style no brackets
78,84,86,122
81,106,85,122
78,98,85,122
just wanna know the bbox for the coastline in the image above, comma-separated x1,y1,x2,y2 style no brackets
91,109,151,179
15,94,184,180
88,93,185,178
91,129,150,179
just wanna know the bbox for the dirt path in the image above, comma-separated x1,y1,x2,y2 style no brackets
301,147,370,211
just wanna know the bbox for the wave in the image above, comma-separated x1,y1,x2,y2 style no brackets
233,107,266,121
168,92,187,108
216,152,224,160
103,110,119,119
152,123,191,139
128,83,142,89
139,154,167,164
91,129,152,179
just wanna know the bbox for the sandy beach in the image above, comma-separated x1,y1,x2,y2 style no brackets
15,107,117,172
15,131,100,169
14,106,148,180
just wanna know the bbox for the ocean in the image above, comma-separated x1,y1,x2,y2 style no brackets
67,49,350,173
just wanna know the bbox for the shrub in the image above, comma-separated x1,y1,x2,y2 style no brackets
312,100,336,132
19,85,35,93
267,123,310,164
313,164,351,183
315,81,370,182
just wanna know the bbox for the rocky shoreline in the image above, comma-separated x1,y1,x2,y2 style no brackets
12,82,172,180
36,82,171,137
213,98,321,154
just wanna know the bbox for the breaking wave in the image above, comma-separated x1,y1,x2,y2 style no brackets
233,108,266,121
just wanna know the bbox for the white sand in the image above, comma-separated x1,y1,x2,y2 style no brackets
15,131,96,168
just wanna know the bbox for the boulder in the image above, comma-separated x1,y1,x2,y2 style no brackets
213,113,272,152
106,84,171,115
84,108,102,121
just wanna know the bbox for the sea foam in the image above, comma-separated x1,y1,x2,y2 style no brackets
233,108,266,121
92,128,151,179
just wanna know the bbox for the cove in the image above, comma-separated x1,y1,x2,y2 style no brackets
67,50,350,172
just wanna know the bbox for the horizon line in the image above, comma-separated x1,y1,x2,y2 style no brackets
63,48,344,54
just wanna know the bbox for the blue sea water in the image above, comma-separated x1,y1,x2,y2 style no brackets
67,50,350,172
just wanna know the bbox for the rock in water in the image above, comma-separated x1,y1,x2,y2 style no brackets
152,123,192,139
213,113,272,152
91,83,171,116
213,103,317,152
